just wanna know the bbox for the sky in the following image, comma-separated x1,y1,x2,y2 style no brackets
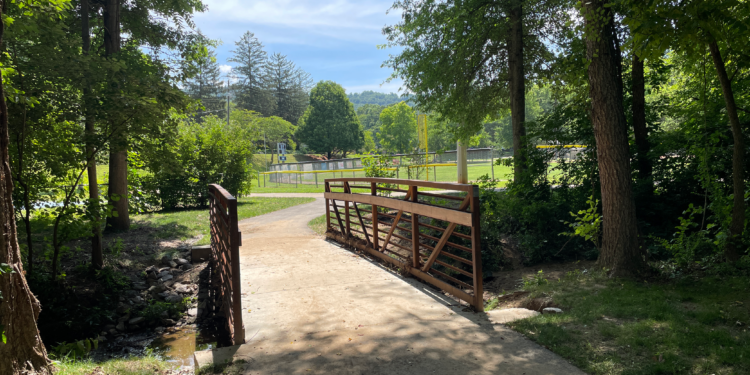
193,0,404,94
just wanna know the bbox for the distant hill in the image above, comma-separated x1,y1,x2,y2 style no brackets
347,90,412,109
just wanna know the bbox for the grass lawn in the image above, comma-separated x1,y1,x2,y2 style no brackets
132,197,314,245
308,214,327,235
52,355,176,375
502,269,750,374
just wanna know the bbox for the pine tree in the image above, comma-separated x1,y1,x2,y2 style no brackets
230,32,276,116
267,53,312,125
185,49,224,119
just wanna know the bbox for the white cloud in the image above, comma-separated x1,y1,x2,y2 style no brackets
219,64,233,74
197,0,398,43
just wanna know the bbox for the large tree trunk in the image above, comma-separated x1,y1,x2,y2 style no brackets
0,2,52,371
583,0,644,276
631,54,652,183
81,0,103,267
708,40,745,262
508,3,527,182
103,0,129,231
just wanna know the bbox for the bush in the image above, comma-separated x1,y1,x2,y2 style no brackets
145,116,255,209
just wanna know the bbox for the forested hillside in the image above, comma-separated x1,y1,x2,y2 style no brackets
347,90,411,109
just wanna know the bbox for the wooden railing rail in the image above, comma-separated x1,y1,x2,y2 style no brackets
208,184,245,346
324,178,483,310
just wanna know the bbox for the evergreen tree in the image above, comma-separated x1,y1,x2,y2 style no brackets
230,31,275,116
267,52,312,125
184,49,224,119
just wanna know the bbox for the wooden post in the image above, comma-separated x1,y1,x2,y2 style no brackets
325,181,331,231
469,185,483,311
371,182,379,251
411,185,420,268
344,182,351,237
228,194,245,344
315,172,318,187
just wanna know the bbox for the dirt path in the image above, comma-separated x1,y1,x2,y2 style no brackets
194,198,583,374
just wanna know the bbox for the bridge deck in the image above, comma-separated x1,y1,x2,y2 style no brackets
194,198,582,374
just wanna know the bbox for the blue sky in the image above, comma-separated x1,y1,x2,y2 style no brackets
193,0,404,94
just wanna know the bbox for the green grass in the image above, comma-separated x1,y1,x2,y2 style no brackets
308,214,327,235
52,354,176,375
503,269,750,374
132,197,315,245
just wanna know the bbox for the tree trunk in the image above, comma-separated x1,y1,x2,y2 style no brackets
631,54,652,183
708,40,745,262
81,0,103,266
582,0,644,277
0,2,52,370
103,0,129,231
508,4,527,182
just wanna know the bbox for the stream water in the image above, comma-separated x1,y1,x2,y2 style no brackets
147,327,216,367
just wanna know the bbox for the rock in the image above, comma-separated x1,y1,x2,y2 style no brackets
158,267,171,273
116,322,125,331
104,324,116,330
132,283,148,291
174,284,191,294
129,317,145,325
180,264,193,271
197,308,204,316
197,300,206,309
486,308,540,324
149,285,165,293
97,335,107,343
171,268,183,275
160,311,168,318
147,271,158,280
187,308,197,317
125,290,137,297
132,324,141,330
158,271,170,278
100,331,108,336
145,265,157,273
118,314,131,323
109,329,118,336
161,319,176,326
542,307,563,314
160,274,174,282
154,327,165,334
161,256,172,266
132,296,144,304
165,294,183,303
175,258,189,265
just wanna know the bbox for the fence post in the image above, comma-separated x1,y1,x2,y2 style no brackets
344,182,351,237
325,181,331,231
228,195,245,344
470,185,483,310
491,149,495,180
315,172,318,188
411,185,420,268
371,182,379,251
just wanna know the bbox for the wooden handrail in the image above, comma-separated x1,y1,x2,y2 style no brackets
324,177,483,311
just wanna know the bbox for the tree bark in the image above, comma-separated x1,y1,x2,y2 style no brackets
583,0,644,276
0,1,52,371
508,3,527,182
708,40,745,262
103,0,129,231
81,0,103,267
631,54,652,184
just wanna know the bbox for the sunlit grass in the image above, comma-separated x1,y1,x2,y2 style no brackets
505,269,750,374
52,354,175,375
133,197,315,245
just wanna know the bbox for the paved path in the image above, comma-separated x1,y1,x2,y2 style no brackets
194,199,582,374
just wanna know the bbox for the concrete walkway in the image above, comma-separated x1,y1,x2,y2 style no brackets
194,198,582,374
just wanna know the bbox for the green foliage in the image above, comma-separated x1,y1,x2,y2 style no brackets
560,196,602,251
362,131,377,153
523,270,549,290
654,204,718,268
51,338,98,360
296,81,364,157
140,299,190,323
145,115,255,209
347,91,408,109
377,102,416,153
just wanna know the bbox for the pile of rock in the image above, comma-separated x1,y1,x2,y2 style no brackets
97,248,206,344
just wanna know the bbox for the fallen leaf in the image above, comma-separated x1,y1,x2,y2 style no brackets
348,338,352,341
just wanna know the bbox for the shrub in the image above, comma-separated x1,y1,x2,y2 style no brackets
145,116,255,209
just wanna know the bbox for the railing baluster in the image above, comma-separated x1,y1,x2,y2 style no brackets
371,182,379,251
411,185,420,268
